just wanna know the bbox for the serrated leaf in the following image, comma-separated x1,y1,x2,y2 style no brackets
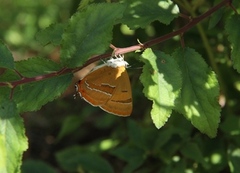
0,98,28,173
36,23,66,46
172,47,220,138
225,14,240,73
121,0,179,29
60,3,125,68
13,74,72,112
56,146,114,173
140,48,182,129
15,57,62,77
0,41,14,69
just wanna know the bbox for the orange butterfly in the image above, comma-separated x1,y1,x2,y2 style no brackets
75,55,132,116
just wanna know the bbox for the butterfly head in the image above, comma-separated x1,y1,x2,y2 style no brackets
107,54,129,68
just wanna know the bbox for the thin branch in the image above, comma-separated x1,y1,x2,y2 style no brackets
180,33,185,48
143,0,231,48
229,2,239,14
0,0,233,90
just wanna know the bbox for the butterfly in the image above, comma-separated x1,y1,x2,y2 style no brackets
75,55,132,116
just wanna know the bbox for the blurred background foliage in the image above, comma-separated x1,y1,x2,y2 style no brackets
0,0,73,60
1,0,240,173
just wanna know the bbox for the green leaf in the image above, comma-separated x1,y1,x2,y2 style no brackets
127,119,144,148
15,57,62,77
180,142,206,166
13,74,72,113
78,0,92,10
110,146,145,173
154,128,176,148
56,115,82,141
0,41,14,69
228,145,240,173
56,146,114,173
36,23,66,46
121,0,179,29
172,47,220,138
164,159,186,173
208,7,224,29
0,98,28,173
140,48,182,129
60,3,125,68
225,14,240,73
0,69,20,82
10,57,72,112
21,160,57,173
232,0,240,8
220,115,240,135
127,120,155,150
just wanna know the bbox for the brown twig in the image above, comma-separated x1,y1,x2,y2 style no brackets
0,0,232,91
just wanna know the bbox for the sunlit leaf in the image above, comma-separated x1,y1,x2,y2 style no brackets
0,98,28,173
172,47,220,138
60,3,125,68
121,0,179,29
140,48,182,129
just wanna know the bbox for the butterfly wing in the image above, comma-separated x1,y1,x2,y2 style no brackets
78,65,118,106
77,65,132,116
100,66,132,116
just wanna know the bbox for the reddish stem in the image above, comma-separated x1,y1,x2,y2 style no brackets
0,0,232,90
